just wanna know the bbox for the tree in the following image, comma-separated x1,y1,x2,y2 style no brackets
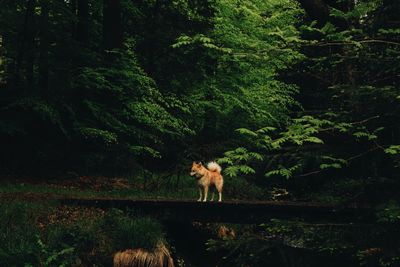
103,0,123,50
15,0,35,86
38,0,49,94
77,0,89,44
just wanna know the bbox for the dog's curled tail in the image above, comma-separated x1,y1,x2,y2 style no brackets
207,161,222,173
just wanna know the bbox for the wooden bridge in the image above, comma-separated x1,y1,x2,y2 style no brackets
60,198,376,224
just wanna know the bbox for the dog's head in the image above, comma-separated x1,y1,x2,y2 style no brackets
190,161,203,177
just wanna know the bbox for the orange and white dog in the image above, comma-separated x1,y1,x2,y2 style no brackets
190,161,223,202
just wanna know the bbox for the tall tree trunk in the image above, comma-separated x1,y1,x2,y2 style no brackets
0,34,5,84
103,0,123,50
38,0,49,96
70,0,77,39
26,12,36,87
2,33,16,86
15,0,35,86
76,0,89,44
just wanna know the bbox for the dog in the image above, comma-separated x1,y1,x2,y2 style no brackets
190,161,223,202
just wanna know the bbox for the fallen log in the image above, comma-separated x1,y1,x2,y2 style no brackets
58,198,376,224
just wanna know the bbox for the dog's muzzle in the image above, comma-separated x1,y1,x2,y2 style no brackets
190,171,203,179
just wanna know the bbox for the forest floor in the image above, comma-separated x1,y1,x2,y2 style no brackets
0,175,229,267
0,174,199,201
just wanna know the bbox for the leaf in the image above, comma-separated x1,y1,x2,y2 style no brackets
304,136,324,144
238,165,256,174
256,126,277,134
78,127,118,145
265,164,301,179
224,166,239,177
235,128,258,137
320,163,342,169
384,145,400,155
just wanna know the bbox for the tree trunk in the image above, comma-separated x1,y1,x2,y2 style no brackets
70,0,77,38
2,33,16,86
76,0,89,44
26,10,36,87
103,0,123,50
0,34,5,83
15,0,35,86
38,0,49,96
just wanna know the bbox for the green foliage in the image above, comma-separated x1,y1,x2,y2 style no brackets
46,209,167,265
27,236,75,267
211,0,400,263
0,202,45,266
0,0,310,174
219,115,339,179
319,156,348,170
0,0,400,264
103,209,165,251
172,0,304,137
266,164,302,179
72,47,192,158
377,200,400,223
79,127,118,145
0,200,169,267
218,147,262,176
172,34,232,53
384,145,400,155
219,111,396,181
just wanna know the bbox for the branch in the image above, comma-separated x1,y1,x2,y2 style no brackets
350,115,381,125
298,170,321,177
346,146,380,161
297,145,382,178
308,39,400,47
319,115,380,132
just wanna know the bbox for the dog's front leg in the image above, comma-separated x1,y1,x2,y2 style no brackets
203,186,209,202
197,187,202,202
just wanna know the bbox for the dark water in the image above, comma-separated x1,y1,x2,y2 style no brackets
164,220,219,267
164,221,360,267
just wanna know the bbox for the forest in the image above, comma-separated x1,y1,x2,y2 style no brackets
0,0,399,266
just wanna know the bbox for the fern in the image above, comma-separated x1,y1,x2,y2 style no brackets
266,164,302,179
385,145,400,155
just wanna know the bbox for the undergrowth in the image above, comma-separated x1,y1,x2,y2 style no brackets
0,201,167,267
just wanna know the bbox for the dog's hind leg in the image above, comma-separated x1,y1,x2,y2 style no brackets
210,185,216,201
216,183,223,202
203,186,209,202
197,187,202,202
